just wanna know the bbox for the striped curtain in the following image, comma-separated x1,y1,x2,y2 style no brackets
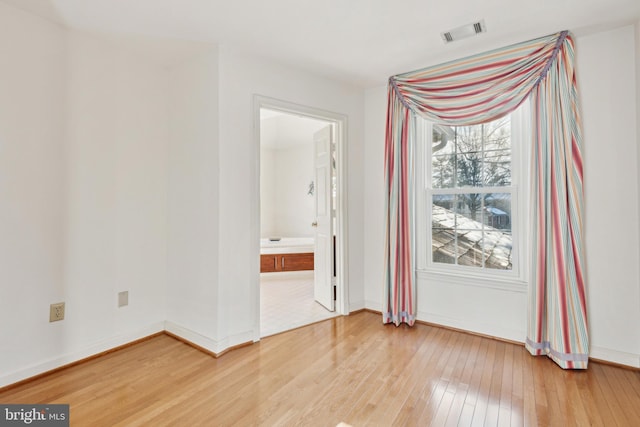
383,84,416,326
384,31,589,369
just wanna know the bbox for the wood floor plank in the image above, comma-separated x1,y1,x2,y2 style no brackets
458,337,490,427
520,347,539,427
509,344,525,427
391,326,448,426
470,338,498,426
2,311,640,426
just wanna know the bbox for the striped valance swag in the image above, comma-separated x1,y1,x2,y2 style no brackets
384,31,589,369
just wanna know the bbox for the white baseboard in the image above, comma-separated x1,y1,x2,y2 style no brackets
164,321,254,355
348,300,366,312
363,300,381,312
4,320,635,390
418,312,640,369
417,311,525,343
590,346,640,368
1,321,258,389
0,322,165,389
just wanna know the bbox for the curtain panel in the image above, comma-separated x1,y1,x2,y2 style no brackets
383,31,589,369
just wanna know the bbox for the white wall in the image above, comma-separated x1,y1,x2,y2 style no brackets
363,86,386,309
579,25,640,367
65,30,169,346
273,144,315,237
217,45,365,345
0,3,170,387
363,25,640,366
166,48,221,347
260,114,323,238
0,2,67,386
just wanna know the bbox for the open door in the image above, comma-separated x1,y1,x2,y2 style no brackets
313,125,335,311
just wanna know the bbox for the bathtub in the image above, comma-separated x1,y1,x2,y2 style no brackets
260,237,315,254
260,237,314,272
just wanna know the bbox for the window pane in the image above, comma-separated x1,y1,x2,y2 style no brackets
455,193,484,268
432,196,456,229
433,125,455,155
483,117,511,186
484,193,511,232
431,120,512,189
432,227,456,265
456,153,483,187
457,193,483,224
432,203,456,264
432,124,455,189
484,148,511,186
432,155,455,188
455,125,481,188
483,193,512,270
483,230,512,270
431,192,513,270
457,237,484,267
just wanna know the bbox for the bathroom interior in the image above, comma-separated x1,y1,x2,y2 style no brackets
259,108,339,337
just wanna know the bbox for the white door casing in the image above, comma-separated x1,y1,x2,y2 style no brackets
253,95,348,342
313,125,334,311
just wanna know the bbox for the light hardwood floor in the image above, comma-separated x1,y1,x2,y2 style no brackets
2,311,639,426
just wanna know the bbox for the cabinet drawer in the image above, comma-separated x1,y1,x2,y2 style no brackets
260,253,314,273
281,253,314,271
260,255,278,272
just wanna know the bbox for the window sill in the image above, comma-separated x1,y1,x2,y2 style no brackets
416,268,528,293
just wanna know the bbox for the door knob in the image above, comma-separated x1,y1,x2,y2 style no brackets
311,221,318,227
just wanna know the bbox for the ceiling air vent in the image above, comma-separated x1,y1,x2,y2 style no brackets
441,20,487,44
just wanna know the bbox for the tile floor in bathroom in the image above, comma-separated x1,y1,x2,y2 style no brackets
260,271,339,337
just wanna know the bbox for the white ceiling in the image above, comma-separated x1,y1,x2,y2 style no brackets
3,0,640,87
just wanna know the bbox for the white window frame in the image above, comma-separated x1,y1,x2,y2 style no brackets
415,102,530,290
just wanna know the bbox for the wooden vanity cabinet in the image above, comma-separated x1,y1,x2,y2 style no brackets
260,253,314,273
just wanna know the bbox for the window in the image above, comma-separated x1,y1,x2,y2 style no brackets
417,105,528,279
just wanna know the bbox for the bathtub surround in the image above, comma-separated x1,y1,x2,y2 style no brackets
260,237,315,254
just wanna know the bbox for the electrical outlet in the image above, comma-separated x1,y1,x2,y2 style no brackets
118,291,128,307
50,302,65,322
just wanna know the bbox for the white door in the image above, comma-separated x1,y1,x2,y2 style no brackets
313,125,334,311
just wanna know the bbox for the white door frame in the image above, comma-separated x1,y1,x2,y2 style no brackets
252,95,349,341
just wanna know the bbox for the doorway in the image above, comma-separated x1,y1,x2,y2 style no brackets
253,96,348,339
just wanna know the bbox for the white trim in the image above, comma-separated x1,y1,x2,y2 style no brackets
348,300,366,312
416,311,526,343
164,321,254,354
252,95,349,342
417,269,527,293
0,322,164,388
590,346,640,368
164,321,220,353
